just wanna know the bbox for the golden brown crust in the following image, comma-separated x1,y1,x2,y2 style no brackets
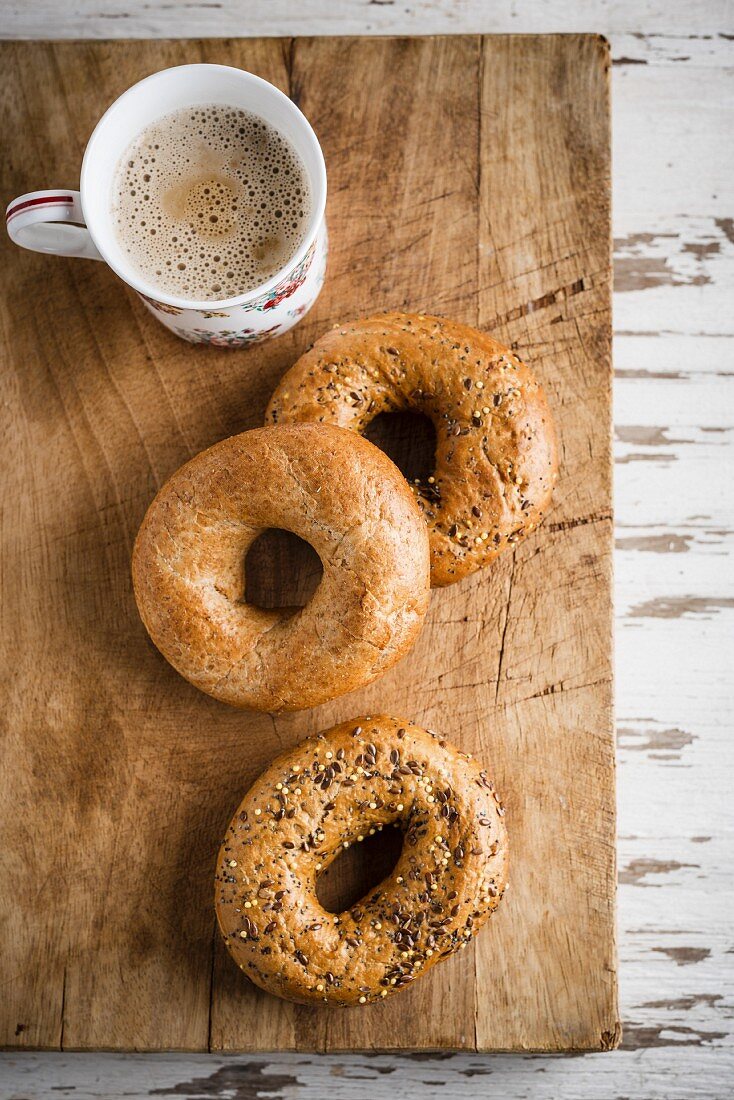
215,715,509,1006
266,312,558,586
132,424,430,711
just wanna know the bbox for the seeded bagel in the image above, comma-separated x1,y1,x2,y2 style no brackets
266,312,558,586
215,715,509,1006
132,424,430,711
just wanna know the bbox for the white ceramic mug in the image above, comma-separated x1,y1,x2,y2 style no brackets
5,64,328,347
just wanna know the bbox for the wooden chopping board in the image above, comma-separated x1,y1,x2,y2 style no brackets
0,35,617,1053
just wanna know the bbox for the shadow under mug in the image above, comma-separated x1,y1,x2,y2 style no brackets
5,63,328,347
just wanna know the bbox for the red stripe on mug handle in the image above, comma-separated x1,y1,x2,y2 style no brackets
6,194,75,221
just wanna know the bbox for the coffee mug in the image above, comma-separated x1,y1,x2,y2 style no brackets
5,64,328,347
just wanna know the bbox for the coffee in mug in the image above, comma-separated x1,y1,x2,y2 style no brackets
111,105,312,301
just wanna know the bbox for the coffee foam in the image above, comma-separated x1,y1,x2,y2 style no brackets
111,105,311,300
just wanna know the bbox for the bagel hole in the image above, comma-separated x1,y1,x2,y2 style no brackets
315,824,404,914
363,410,437,484
244,528,323,611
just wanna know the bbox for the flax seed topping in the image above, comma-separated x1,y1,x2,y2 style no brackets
215,715,508,1007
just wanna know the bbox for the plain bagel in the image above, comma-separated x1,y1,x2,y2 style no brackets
266,312,558,586
215,715,509,1006
132,424,430,711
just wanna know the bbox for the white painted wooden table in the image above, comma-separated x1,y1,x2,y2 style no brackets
1,2,732,1098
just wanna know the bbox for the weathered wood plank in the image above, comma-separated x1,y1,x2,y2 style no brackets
2,1049,734,1099
610,16,734,1081
1,0,731,39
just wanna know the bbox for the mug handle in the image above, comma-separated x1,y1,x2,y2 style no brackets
5,190,103,260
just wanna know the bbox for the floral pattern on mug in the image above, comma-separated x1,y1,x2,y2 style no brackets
135,222,326,346
173,324,283,347
243,240,317,313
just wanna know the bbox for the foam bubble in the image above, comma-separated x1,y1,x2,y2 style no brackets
111,105,311,300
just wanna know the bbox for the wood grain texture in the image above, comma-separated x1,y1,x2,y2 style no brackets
0,35,614,1053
